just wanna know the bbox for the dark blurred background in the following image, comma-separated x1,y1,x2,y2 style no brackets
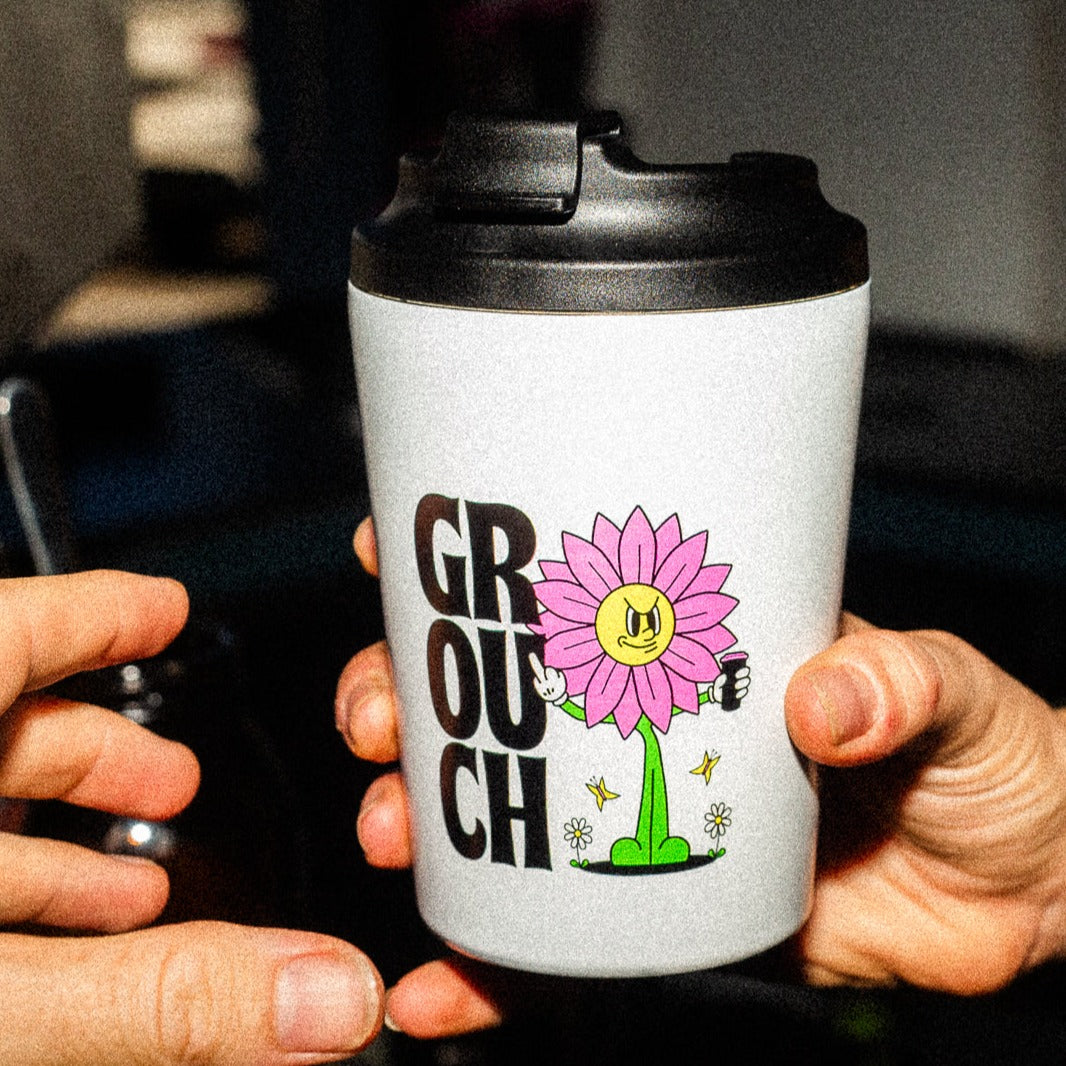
0,1,1063,1063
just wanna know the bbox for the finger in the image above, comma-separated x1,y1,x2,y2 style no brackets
0,921,383,1065
0,833,169,931
385,958,504,1039
335,641,399,763
528,652,546,682
839,611,874,637
0,696,199,818
357,771,412,869
0,571,188,710
785,626,1038,767
353,517,379,578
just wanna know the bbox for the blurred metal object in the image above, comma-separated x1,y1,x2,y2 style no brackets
103,818,177,863
0,377,79,575
0,371,308,926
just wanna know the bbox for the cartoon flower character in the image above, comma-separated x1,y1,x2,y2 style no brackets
529,507,750,869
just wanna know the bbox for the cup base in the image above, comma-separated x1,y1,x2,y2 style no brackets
439,909,808,979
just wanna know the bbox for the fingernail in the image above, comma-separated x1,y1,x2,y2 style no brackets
356,777,386,838
274,953,378,1053
334,687,359,736
336,681,384,748
383,989,403,1033
807,668,874,746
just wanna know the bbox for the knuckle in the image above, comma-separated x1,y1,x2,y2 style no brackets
150,935,232,1064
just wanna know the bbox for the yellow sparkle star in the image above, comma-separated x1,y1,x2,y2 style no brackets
690,751,721,785
586,777,620,811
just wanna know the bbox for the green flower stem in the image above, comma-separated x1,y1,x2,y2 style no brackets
633,714,668,857
555,695,700,867
610,716,691,867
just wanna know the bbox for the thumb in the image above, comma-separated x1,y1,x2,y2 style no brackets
0,922,383,1065
785,626,1024,768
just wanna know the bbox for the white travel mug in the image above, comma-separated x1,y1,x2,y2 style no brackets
349,112,869,976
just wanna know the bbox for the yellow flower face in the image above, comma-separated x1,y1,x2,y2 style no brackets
594,583,676,667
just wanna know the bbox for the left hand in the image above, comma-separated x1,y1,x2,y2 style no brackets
0,571,385,1065
337,522,507,1037
0,570,199,930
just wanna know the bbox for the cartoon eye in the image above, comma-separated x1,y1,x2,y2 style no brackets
649,603,661,635
626,605,640,637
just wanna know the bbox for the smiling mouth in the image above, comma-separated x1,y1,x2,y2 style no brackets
618,636,658,652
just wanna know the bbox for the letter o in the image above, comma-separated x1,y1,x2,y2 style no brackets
427,618,481,739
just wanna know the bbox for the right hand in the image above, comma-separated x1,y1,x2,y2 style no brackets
0,571,384,1065
339,516,1066,1037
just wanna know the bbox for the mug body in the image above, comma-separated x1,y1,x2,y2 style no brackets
350,282,868,976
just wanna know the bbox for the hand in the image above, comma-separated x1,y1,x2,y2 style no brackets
0,571,383,1065
711,664,750,704
529,652,568,705
338,518,1066,1034
786,615,1066,993
338,521,508,1037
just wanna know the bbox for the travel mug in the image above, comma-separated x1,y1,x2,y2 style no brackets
349,112,868,976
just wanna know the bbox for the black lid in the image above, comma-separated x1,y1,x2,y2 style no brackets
351,112,868,312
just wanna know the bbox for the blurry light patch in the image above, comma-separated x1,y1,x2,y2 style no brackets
129,822,152,845
833,993,895,1046
104,818,177,862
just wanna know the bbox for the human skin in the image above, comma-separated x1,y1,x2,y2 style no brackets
0,570,384,1066
337,517,1066,1038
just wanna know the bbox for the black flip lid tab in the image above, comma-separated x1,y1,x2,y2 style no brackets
351,111,868,312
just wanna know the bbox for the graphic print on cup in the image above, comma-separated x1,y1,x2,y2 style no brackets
417,495,752,880
528,505,749,873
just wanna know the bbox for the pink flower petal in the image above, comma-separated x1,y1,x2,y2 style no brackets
544,626,603,668
611,675,643,738
592,514,622,567
660,633,720,681
685,564,731,595
532,579,600,623
654,514,682,562
619,507,656,584
539,559,575,582
561,533,621,600
673,592,738,633
667,671,699,714
531,609,587,639
634,660,674,733
585,656,631,727
686,625,738,656
563,656,601,697
653,532,707,601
